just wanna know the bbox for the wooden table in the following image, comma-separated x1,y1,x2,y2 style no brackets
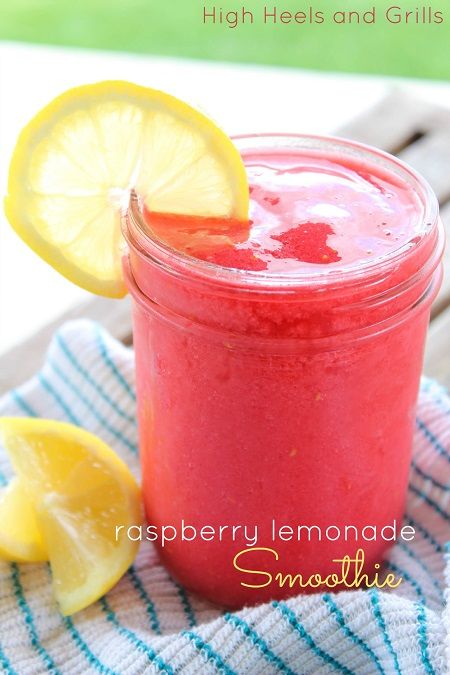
0,90,449,394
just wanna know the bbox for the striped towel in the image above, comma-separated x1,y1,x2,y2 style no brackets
0,319,449,675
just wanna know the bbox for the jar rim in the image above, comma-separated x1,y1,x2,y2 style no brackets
122,132,442,295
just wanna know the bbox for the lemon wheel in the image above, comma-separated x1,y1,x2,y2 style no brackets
5,81,249,297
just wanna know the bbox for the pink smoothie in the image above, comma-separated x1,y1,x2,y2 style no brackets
124,136,443,607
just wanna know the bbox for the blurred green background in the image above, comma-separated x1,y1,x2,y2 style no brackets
0,0,448,79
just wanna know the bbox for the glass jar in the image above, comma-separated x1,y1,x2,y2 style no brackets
122,135,444,607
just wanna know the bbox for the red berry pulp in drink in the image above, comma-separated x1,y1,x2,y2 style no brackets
197,152,425,273
126,141,441,607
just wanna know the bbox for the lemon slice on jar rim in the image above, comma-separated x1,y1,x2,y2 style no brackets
5,81,249,298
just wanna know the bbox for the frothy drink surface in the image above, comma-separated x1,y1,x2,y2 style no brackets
198,150,425,273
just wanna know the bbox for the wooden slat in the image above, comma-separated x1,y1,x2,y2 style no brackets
398,130,450,203
424,201,450,385
425,305,450,390
0,296,132,395
337,89,450,153
432,202,450,319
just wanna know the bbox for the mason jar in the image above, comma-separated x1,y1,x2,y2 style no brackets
122,134,444,607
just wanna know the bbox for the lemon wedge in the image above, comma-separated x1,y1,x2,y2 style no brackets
0,417,142,615
5,81,249,297
0,478,46,562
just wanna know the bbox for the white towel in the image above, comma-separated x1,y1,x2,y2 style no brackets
0,319,448,674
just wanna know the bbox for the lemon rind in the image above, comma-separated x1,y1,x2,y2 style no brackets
5,81,249,298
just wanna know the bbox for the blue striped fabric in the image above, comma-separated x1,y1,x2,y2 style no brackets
0,320,449,674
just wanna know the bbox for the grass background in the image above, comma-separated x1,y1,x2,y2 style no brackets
0,0,448,79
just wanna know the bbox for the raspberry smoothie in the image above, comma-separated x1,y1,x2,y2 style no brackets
124,135,443,607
